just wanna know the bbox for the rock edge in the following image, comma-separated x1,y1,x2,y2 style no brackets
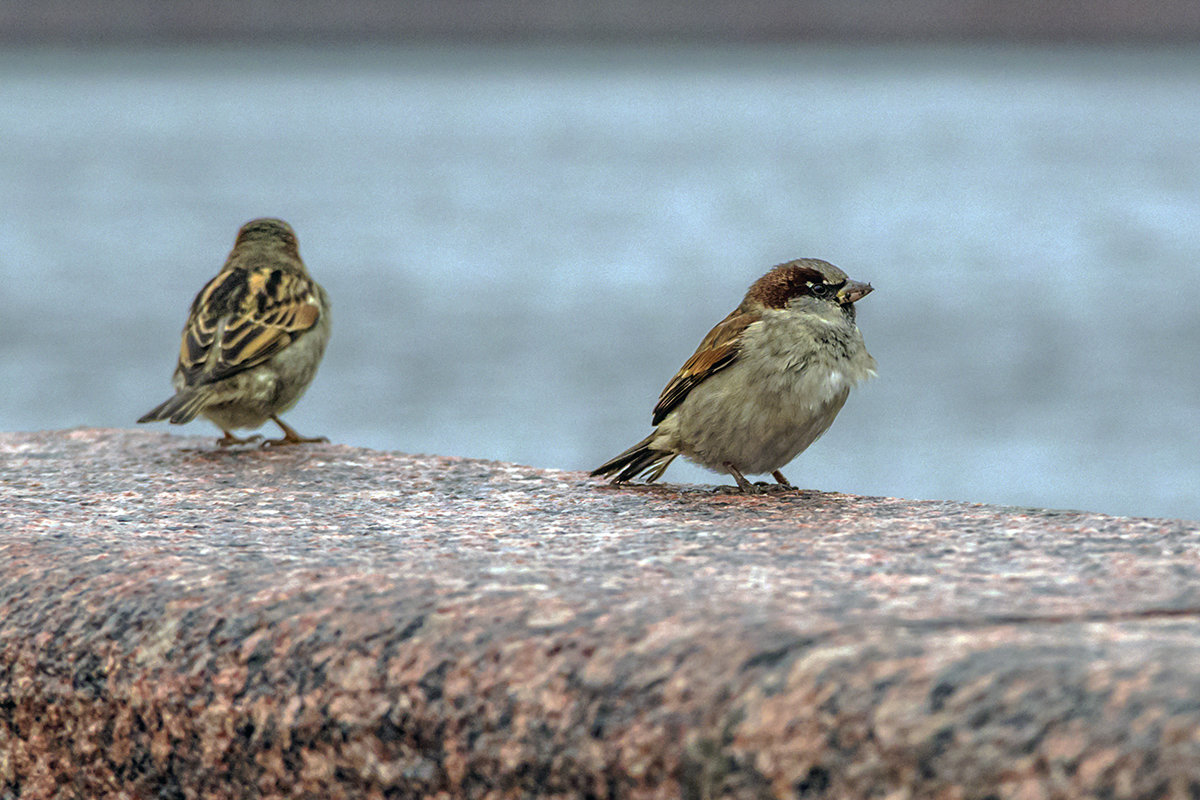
2,428,1200,799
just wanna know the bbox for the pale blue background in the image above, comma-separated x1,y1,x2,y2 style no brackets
2,43,1198,520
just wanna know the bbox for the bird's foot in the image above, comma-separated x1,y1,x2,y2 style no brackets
261,415,328,447
217,431,263,447
771,470,793,488
723,466,801,494
726,464,758,493
261,435,329,448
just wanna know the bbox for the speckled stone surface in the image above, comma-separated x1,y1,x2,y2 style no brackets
2,429,1200,800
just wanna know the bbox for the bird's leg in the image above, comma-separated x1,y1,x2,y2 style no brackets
771,470,794,488
262,415,329,447
725,464,756,493
217,430,262,447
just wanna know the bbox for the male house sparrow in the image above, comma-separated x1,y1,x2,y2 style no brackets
592,258,875,492
138,218,331,446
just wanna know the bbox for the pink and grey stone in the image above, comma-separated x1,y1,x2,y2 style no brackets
2,428,1200,799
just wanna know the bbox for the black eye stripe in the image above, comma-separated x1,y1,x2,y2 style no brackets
753,263,848,308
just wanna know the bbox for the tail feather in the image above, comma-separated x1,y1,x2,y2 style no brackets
138,388,212,425
591,433,676,484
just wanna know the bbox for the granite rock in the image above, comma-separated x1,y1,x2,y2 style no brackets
2,428,1199,799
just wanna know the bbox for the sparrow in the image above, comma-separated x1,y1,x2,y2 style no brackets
592,258,876,492
138,218,332,447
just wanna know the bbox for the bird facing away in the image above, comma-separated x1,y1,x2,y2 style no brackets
138,218,332,447
592,258,876,492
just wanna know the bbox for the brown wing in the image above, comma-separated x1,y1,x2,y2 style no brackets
178,266,322,386
651,307,759,425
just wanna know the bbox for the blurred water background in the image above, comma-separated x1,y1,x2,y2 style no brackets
1,42,1198,520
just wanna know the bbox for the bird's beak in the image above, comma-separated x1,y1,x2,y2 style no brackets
837,280,873,304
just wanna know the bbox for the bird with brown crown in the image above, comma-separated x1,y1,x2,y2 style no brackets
592,258,875,492
138,218,331,447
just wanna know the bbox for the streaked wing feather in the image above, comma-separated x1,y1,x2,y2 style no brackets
178,266,321,386
179,268,240,377
651,308,758,425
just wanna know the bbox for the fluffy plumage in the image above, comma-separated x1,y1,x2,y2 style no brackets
138,218,331,446
592,258,875,492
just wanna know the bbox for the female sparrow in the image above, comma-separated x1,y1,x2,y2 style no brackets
592,258,875,492
138,218,332,447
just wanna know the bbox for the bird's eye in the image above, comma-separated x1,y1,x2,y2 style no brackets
809,283,831,298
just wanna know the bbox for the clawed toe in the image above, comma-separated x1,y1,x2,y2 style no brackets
217,432,262,447
260,434,328,448
725,464,756,493
724,466,801,493
263,415,328,447
771,470,795,489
